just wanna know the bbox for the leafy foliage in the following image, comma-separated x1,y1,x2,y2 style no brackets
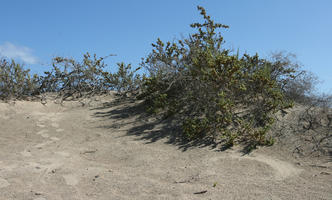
140,6,296,147
0,58,39,100
39,53,110,100
105,62,142,96
0,53,142,101
41,53,143,100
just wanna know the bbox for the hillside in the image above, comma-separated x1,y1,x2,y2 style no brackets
0,94,331,200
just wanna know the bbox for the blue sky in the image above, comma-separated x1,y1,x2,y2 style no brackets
1,0,331,93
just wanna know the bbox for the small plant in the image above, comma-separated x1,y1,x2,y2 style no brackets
104,62,142,96
183,117,210,139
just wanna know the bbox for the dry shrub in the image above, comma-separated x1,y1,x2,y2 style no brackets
272,95,331,158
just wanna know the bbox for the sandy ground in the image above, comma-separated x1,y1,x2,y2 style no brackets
0,96,331,200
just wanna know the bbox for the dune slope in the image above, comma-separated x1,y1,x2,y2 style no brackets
0,96,331,200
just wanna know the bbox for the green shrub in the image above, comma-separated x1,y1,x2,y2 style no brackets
104,62,142,96
39,53,111,99
1,53,143,101
39,53,142,100
140,6,295,147
0,58,39,100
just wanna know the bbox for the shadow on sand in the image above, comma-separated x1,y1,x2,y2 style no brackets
91,97,223,152
92,96,332,158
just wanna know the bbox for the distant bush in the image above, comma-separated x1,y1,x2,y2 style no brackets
0,58,39,100
267,52,322,105
139,6,296,147
0,53,142,101
41,53,143,100
39,53,110,100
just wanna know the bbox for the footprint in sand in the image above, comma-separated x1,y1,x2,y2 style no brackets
40,133,49,138
36,123,46,128
36,130,49,138
34,197,46,200
63,174,79,186
0,115,10,120
0,178,10,188
35,141,54,149
20,149,32,157
50,137,60,141
55,151,70,157
0,161,17,172
36,130,47,135
51,122,59,128
36,112,60,126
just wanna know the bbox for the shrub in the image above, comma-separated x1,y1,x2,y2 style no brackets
39,53,111,100
0,58,39,100
39,53,142,101
0,52,143,102
104,62,142,96
140,6,295,147
268,52,320,105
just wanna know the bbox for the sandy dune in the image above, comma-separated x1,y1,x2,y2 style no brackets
0,96,331,200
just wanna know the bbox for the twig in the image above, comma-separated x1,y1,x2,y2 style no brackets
193,190,207,194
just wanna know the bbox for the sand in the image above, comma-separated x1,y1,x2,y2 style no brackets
0,96,331,200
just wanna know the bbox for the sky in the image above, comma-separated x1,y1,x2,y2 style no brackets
0,0,331,93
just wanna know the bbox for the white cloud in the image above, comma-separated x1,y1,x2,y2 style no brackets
0,42,38,64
